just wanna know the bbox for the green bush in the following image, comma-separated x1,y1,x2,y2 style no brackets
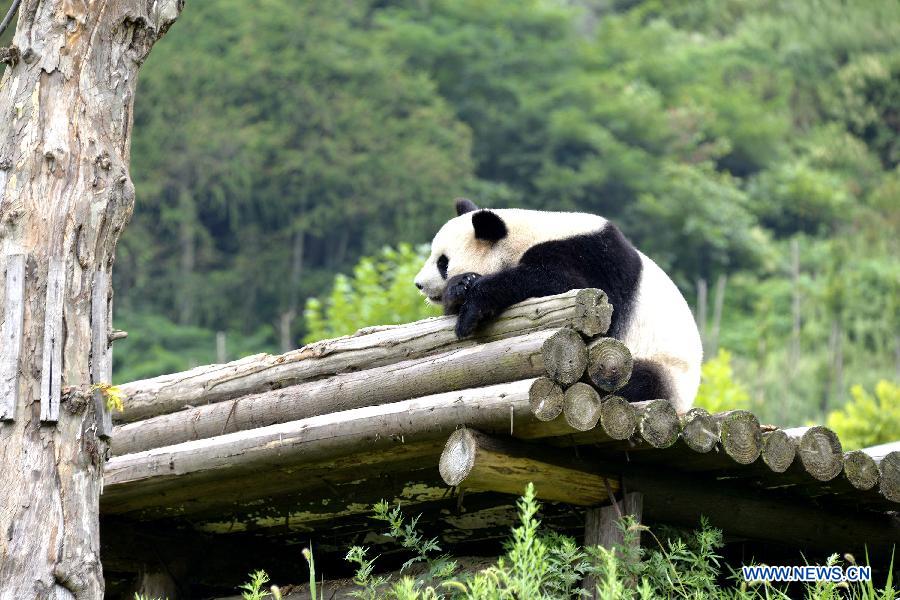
694,349,752,414
239,484,898,600
303,244,441,343
827,381,900,450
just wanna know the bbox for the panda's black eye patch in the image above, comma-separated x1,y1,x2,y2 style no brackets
437,255,449,280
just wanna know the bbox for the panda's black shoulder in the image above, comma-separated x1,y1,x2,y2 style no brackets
518,221,642,338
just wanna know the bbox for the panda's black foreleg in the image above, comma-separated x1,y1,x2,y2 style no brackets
443,272,481,315
454,264,581,337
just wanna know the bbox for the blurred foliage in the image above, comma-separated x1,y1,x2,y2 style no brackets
40,0,892,425
827,381,900,451
694,350,752,414
303,244,441,343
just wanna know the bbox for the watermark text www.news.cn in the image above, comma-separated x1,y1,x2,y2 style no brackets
742,565,871,583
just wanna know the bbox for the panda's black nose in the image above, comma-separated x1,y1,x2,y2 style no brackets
415,282,423,290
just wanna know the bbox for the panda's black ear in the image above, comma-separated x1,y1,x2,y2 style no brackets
472,210,507,242
455,198,479,216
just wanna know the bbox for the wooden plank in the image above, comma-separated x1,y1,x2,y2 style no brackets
40,257,65,423
1,254,26,421
111,329,560,455
116,288,613,423
90,269,113,438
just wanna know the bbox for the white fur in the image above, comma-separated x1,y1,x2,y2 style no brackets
415,208,702,411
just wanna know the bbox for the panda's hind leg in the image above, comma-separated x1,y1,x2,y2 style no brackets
617,359,673,403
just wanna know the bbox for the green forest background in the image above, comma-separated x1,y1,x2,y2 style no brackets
3,0,897,430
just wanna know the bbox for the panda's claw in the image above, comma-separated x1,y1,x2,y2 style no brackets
443,272,481,315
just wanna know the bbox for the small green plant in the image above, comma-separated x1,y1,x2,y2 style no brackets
241,485,898,599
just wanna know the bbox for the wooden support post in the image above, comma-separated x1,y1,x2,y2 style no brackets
1,254,26,421
587,337,633,392
583,492,644,598
438,427,616,505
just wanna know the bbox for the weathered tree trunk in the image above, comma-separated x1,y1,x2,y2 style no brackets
0,1,182,596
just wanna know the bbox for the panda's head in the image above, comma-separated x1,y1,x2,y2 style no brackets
414,198,510,304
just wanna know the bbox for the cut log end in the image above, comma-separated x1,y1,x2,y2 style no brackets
439,428,478,487
842,450,879,491
541,328,588,386
599,395,638,440
790,426,843,482
638,400,679,449
563,382,602,431
587,338,633,392
760,430,796,473
573,288,613,337
716,410,761,465
528,377,564,422
680,408,717,454
878,451,900,503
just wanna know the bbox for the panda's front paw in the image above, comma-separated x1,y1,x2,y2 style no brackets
455,283,493,338
443,272,481,315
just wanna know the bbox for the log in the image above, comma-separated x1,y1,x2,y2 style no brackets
118,288,613,422
563,383,602,431
112,330,559,456
784,426,843,482
598,395,638,440
637,400,679,449
715,410,761,465
529,377,564,421
862,443,900,503
760,430,796,473
103,380,579,515
680,408,717,453
842,450,879,492
542,328,588,386
586,338,632,392
438,428,616,505
623,466,900,554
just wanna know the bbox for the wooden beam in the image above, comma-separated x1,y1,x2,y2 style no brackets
438,428,616,505
0,254,26,421
103,380,582,515
117,288,612,423
842,450,879,492
862,443,900,503
586,338,632,392
784,426,843,482
680,408,717,454
563,382,603,431
715,410,761,465
623,466,900,553
542,328,588,386
112,329,559,455
528,377,564,422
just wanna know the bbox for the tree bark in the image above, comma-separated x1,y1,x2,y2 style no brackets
0,0,182,596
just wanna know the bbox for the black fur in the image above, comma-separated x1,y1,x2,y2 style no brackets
617,359,672,402
472,210,508,242
455,198,479,215
443,272,480,315
453,222,642,339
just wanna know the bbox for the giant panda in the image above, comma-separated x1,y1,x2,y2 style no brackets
414,198,703,412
